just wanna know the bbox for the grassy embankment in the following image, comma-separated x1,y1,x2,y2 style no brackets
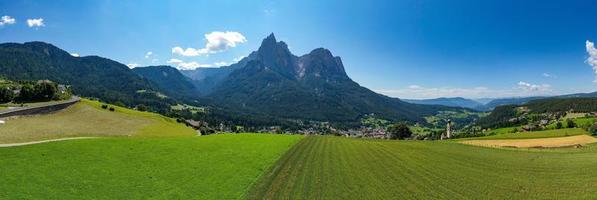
0,99,195,143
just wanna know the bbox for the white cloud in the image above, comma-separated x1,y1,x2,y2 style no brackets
542,73,555,78
408,85,423,89
167,58,183,64
517,81,551,92
26,18,44,27
0,16,16,26
586,40,597,83
126,63,140,68
167,58,212,70
213,61,230,67
172,31,247,57
376,86,505,99
70,53,80,57
376,82,554,99
172,47,203,57
144,51,153,59
233,56,245,62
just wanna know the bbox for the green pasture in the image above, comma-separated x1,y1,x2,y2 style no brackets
0,134,302,199
248,136,597,199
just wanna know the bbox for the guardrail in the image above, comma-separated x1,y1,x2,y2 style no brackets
0,97,81,118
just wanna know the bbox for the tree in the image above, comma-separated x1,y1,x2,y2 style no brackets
556,121,563,129
387,123,412,140
17,84,36,102
136,104,148,111
34,81,58,101
0,87,14,103
566,118,576,128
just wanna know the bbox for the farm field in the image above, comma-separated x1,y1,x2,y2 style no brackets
0,99,195,143
248,136,597,199
469,128,587,140
462,135,597,148
0,134,303,199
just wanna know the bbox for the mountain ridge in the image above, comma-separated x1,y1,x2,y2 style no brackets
0,41,169,108
203,33,461,123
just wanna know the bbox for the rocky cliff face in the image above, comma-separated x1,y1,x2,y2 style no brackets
203,33,451,122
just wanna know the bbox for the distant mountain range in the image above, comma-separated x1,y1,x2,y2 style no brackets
403,97,488,111
405,92,597,111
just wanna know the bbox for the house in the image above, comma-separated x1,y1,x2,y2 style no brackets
57,84,67,94
184,119,207,129
539,120,550,126
364,128,387,139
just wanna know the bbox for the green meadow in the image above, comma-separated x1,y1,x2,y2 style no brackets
0,134,302,199
248,136,597,199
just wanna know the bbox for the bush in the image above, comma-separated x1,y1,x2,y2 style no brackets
101,104,108,109
0,87,14,103
588,123,597,136
136,104,148,112
113,101,126,108
556,122,563,129
387,123,412,140
566,118,576,128
108,107,115,112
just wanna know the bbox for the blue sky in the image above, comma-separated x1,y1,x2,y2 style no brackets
1,0,596,99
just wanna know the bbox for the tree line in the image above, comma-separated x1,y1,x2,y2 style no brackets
0,80,70,103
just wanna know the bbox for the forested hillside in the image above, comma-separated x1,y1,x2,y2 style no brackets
477,97,597,128
0,42,174,112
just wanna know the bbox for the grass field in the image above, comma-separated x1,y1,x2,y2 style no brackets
468,128,587,140
462,134,597,148
3,98,597,199
0,99,195,143
248,136,597,199
0,134,303,199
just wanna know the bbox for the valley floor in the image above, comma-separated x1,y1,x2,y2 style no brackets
2,101,597,199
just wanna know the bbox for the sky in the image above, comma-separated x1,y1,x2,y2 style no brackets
1,0,597,99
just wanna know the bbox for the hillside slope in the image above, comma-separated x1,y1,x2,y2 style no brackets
133,65,200,98
0,42,171,108
0,99,195,143
477,97,597,128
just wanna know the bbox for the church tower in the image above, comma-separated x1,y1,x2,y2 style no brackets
446,119,452,139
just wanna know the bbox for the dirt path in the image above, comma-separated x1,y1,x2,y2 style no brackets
461,135,597,148
0,137,98,148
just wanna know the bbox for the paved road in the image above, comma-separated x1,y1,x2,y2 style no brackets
0,137,99,147
0,96,80,117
